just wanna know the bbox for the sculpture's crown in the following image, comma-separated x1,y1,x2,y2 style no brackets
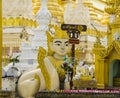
53,26,69,39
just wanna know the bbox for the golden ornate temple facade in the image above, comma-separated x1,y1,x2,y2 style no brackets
93,0,120,89
1,0,120,90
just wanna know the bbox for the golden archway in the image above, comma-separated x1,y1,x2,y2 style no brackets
93,41,120,89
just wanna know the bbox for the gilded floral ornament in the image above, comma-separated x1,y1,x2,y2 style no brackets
105,0,120,15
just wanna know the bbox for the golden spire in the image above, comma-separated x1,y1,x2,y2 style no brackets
105,0,120,15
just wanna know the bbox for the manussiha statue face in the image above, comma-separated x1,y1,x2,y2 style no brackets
51,38,71,56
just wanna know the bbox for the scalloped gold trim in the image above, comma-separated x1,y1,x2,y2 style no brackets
2,17,38,27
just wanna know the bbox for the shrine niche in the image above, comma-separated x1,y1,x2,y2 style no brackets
93,40,120,89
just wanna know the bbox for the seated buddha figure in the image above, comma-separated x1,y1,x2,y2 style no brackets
17,27,71,98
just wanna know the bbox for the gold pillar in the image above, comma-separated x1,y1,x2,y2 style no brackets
94,55,105,89
0,0,2,89
96,59,105,89
93,44,106,89
104,59,109,86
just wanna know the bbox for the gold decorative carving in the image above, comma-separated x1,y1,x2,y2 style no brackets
2,17,38,27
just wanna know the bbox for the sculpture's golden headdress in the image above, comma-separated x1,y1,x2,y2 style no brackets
53,26,69,39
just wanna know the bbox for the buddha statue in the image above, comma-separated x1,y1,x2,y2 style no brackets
17,26,71,98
